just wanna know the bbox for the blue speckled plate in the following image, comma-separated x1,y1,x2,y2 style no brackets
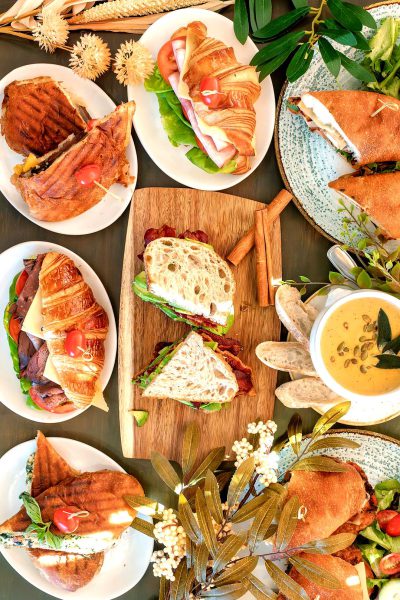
276,2,400,244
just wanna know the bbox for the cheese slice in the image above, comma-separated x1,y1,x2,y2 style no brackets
21,289,44,339
354,562,370,600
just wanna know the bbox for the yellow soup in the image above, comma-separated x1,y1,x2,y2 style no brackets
320,297,400,396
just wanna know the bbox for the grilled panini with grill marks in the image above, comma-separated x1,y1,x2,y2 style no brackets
13,101,135,222
1,77,89,156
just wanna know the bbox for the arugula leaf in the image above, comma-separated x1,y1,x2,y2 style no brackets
186,148,237,174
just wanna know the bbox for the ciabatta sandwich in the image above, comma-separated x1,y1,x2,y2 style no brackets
288,90,400,166
1,76,89,157
134,330,254,410
133,225,235,335
12,101,135,222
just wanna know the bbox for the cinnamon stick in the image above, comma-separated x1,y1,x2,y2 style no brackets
226,189,292,266
262,210,282,304
254,210,269,307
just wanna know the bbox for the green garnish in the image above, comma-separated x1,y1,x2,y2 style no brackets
130,410,149,427
19,492,62,550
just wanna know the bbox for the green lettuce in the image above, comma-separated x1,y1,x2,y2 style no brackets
362,18,400,98
186,148,237,174
360,523,400,553
358,542,386,576
375,479,400,510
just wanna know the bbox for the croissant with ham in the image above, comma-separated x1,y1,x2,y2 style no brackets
39,252,109,409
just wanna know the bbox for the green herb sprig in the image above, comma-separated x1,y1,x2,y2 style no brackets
234,0,377,82
19,492,62,550
375,309,400,370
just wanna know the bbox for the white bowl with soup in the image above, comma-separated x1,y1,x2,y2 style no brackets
310,290,400,402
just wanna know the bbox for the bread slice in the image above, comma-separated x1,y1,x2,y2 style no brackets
144,237,235,326
143,331,239,403
30,431,78,498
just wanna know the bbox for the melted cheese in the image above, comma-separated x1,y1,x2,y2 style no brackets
21,290,44,339
354,562,369,600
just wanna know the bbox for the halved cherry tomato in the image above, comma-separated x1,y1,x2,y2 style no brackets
65,329,87,358
53,506,89,534
9,315,21,343
386,514,400,537
28,388,76,413
380,553,400,575
377,510,399,532
75,164,101,187
157,40,178,83
199,76,226,109
15,270,28,296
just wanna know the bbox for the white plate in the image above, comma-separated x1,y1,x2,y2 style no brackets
287,285,400,426
0,64,137,235
276,2,400,244
0,437,153,600
0,241,117,423
129,8,275,191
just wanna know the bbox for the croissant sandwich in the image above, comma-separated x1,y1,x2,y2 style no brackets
4,251,109,413
145,21,260,174
12,101,135,222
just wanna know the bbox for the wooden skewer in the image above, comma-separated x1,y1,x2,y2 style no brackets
254,210,269,307
94,180,122,201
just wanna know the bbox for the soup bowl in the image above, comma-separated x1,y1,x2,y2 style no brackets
310,289,400,402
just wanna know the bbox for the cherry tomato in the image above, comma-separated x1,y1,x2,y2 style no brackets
65,329,87,358
386,514,400,537
157,39,182,83
380,553,400,575
53,506,89,534
86,119,97,131
28,388,76,413
9,315,21,343
15,270,28,296
199,76,226,109
195,136,207,154
75,164,101,187
377,510,399,532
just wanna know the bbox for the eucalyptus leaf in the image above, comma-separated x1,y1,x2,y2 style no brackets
194,543,210,583
311,402,351,438
186,537,194,569
231,491,273,524
246,573,278,599
341,1,377,29
250,31,304,66
124,494,163,516
188,447,226,487
233,0,249,45
308,436,360,452
377,308,392,349
214,556,258,586
302,532,356,555
195,488,218,557
200,582,249,599
182,422,200,476
287,413,302,456
286,43,314,83
213,534,245,574
185,568,195,598
151,451,182,493
258,47,298,82
249,0,257,34
170,559,189,600
205,470,224,524
290,456,348,473
327,0,363,32
227,456,255,508
351,31,371,51
216,471,232,492
339,53,376,83
289,556,341,589
253,7,310,40
275,495,300,551
264,560,309,600
178,494,202,543
248,496,279,551
292,0,307,6
255,0,272,31
130,517,155,538
320,27,358,47
159,576,168,600
375,354,400,369
383,335,400,354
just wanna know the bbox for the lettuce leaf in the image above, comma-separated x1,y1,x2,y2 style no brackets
144,67,172,93
375,479,400,510
362,18,400,98
358,542,386,576
360,522,400,553
186,148,237,174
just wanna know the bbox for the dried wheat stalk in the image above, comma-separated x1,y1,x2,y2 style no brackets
69,0,210,23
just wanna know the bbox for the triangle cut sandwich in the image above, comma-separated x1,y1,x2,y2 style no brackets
1,76,89,157
133,330,255,411
133,225,236,335
12,101,135,222
4,251,109,413
288,90,400,166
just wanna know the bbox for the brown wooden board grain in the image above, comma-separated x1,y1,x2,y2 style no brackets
119,188,281,460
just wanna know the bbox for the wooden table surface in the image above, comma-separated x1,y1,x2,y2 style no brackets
0,1,395,599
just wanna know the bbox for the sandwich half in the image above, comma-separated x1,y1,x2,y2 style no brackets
12,101,135,222
329,167,400,239
133,330,255,410
133,225,235,335
1,76,89,156
288,90,400,165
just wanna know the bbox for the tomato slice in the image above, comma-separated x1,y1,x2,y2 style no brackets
195,136,207,154
29,388,76,413
15,270,28,296
199,76,226,109
157,40,178,83
386,514,400,537
9,315,21,343
377,510,399,532
380,553,400,575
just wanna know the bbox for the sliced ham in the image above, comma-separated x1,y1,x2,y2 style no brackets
171,38,186,72
168,72,236,169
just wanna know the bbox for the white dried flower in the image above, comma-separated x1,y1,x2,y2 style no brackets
232,420,279,487
151,508,185,581
114,40,154,86
69,33,111,81
32,9,69,53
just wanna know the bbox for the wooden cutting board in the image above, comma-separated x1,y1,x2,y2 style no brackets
119,188,281,460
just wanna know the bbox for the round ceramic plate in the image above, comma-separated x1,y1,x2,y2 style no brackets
276,2,400,244
0,241,117,423
0,437,153,600
287,285,400,426
0,64,137,235
129,8,275,191
241,428,400,599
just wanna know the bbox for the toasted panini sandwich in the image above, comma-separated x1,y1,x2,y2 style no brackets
133,330,254,410
329,167,400,239
133,225,235,335
26,432,104,592
288,90,400,165
12,101,135,222
1,76,89,156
